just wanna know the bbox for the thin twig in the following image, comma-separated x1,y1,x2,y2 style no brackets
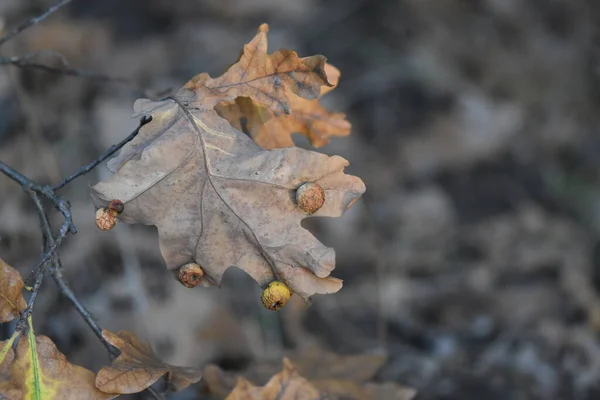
14,195,48,332
28,191,118,357
0,0,74,47
0,56,134,85
50,265,119,357
0,118,148,312
52,116,152,190
1,117,150,282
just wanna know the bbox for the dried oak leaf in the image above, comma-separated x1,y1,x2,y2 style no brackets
203,349,416,400
215,63,350,149
182,23,330,114
226,358,322,400
0,334,114,400
0,337,15,381
90,25,365,300
0,258,27,323
95,330,202,394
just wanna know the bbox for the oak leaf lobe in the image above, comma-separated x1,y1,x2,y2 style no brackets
0,334,114,400
95,330,202,394
0,258,27,323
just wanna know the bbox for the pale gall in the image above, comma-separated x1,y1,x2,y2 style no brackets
295,182,325,213
95,208,117,231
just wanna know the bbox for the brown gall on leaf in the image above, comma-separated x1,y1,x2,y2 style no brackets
0,258,27,323
177,263,205,288
95,208,118,231
296,182,325,214
108,199,124,214
96,330,202,394
261,281,291,311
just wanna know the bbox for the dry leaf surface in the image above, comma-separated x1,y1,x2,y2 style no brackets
0,258,27,323
0,335,114,400
182,23,330,114
0,339,15,381
95,330,202,394
216,63,351,149
203,349,415,400
225,358,323,400
91,24,365,300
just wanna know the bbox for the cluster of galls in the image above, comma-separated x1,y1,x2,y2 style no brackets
94,182,326,310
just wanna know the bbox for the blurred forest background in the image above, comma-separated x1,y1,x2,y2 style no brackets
2,0,600,399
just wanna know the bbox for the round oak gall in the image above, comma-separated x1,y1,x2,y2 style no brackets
177,263,205,288
261,281,291,311
295,182,325,213
108,199,124,214
95,208,117,231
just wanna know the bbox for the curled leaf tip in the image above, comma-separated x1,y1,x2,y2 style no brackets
258,23,269,33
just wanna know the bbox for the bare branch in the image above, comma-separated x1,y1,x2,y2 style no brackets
0,55,134,85
0,0,74,47
1,117,150,284
28,191,119,357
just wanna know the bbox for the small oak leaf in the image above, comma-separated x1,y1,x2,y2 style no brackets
216,63,351,149
225,358,322,400
202,349,416,400
95,330,202,394
0,333,115,400
182,23,331,114
0,258,27,323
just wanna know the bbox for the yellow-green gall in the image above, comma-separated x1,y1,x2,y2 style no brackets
295,182,325,213
261,281,291,310
177,263,205,288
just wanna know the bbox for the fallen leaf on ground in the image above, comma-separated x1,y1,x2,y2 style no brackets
90,24,365,301
0,258,27,323
95,330,202,394
289,347,387,382
225,358,322,400
203,349,416,400
215,63,350,149
0,331,114,400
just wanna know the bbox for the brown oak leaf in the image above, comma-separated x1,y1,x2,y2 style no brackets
215,63,351,149
90,24,365,300
203,349,416,400
225,358,322,400
0,258,27,323
95,330,202,394
0,335,115,400
0,339,15,381
182,23,331,114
